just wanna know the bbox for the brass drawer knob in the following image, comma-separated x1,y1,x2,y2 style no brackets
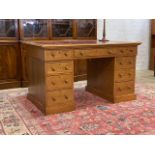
64,95,69,100
128,61,132,64
64,80,68,84
64,53,68,56
80,52,84,56
129,49,133,52
51,68,55,71
128,73,131,76
119,74,122,78
120,50,124,53
119,62,123,65
51,82,55,85
52,97,56,101
51,53,55,57
118,87,122,91
65,66,68,70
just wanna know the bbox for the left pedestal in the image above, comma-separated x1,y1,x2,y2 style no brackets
27,46,75,115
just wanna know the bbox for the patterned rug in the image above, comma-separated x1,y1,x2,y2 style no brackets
0,81,155,135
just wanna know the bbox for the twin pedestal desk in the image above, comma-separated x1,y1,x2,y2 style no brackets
22,40,141,115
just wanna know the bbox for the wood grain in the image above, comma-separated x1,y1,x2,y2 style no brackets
0,41,21,89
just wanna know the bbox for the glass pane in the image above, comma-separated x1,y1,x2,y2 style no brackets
22,19,48,38
0,19,16,38
77,19,96,38
52,19,72,37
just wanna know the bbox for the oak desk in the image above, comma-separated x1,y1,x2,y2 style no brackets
22,40,141,115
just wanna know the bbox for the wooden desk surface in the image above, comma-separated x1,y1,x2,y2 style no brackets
21,40,141,49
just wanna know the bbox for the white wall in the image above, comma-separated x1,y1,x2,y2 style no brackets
97,19,151,70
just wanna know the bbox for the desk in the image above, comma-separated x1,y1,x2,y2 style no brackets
22,40,141,115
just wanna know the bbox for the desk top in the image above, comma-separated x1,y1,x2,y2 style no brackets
21,40,141,49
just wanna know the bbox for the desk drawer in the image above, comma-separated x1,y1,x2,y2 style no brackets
46,74,73,90
115,69,135,82
46,89,74,106
116,47,137,56
45,50,73,61
74,48,115,58
115,57,135,69
114,81,134,96
45,61,73,75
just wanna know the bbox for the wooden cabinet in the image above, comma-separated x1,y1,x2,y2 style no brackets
150,48,155,71
0,19,21,89
0,41,21,89
150,20,155,72
151,20,155,35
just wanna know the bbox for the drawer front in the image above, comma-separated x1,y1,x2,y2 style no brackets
115,69,135,82
114,81,134,96
46,74,73,90
46,89,74,106
45,61,73,75
115,57,135,69
116,47,137,56
74,48,115,58
45,50,73,61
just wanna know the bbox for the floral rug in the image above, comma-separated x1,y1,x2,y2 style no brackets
0,81,155,135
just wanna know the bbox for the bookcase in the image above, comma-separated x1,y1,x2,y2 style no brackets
19,19,97,39
0,19,21,89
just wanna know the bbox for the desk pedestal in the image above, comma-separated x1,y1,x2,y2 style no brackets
86,58,136,103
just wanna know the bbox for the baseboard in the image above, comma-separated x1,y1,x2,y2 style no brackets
0,80,21,89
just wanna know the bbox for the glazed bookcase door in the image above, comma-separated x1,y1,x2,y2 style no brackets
73,19,97,81
51,19,73,39
0,19,18,39
20,19,49,39
75,19,97,39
